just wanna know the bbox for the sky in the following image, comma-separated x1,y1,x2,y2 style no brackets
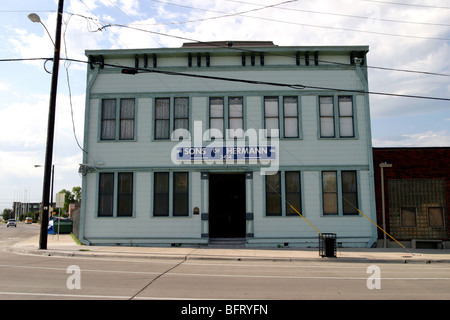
0,0,449,211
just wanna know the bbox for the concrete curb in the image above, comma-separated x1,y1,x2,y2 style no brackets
8,241,450,264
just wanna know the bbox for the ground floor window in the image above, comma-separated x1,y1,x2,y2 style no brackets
98,172,133,217
265,171,302,216
153,172,189,217
322,170,358,216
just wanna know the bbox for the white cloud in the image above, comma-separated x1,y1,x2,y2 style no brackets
373,130,450,147
0,82,11,91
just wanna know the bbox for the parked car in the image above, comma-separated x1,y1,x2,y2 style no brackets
6,219,17,227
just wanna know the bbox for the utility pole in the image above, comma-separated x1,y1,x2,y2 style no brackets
39,0,64,250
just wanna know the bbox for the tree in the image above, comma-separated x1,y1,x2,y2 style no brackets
2,208,13,221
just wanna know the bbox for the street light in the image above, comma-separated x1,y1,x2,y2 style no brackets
29,0,64,250
28,13,56,47
379,162,393,248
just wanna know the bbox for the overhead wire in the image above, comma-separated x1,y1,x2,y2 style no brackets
361,0,450,10
144,0,298,26
225,0,450,27
140,0,449,41
109,59,450,101
62,12,98,168
1,56,449,101
85,14,450,78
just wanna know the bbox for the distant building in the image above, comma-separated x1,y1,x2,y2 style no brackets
13,202,39,216
78,41,377,247
12,202,50,221
373,147,450,248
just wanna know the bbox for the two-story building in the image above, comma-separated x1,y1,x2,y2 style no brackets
78,41,377,247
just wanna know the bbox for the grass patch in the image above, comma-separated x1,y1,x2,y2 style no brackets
70,233,82,245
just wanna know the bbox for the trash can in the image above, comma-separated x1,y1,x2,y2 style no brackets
319,233,337,258
53,219,73,234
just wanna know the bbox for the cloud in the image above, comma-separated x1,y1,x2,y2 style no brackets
373,130,450,147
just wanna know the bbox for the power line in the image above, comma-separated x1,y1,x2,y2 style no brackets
140,0,449,41
76,57,450,101
84,12,450,77
225,0,450,27
93,22,450,77
1,57,449,100
362,0,450,10
144,0,298,26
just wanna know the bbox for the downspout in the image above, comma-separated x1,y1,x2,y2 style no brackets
78,64,100,245
355,55,378,248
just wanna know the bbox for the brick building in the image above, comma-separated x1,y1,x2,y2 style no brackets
373,147,450,248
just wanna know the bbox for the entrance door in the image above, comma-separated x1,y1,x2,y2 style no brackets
209,174,246,238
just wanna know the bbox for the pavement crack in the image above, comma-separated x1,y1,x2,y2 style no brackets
129,257,186,300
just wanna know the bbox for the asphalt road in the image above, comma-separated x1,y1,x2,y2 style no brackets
0,223,449,310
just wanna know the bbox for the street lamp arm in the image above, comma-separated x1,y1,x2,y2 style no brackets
28,13,56,47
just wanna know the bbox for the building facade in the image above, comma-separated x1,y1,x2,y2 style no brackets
373,147,450,248
79,41,377,247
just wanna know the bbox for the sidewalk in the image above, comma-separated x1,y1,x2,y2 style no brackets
9,233,450,263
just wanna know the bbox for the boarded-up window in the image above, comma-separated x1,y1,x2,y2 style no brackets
401,207,417,227
428,207,444,227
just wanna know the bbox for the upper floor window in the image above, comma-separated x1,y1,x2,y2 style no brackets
228,97,244,138
319,96,354,138
154,97,190,140
155,98,170,139
338,96,354,138
264,96,279,138
174,97,189,133
283,97,299,138
265,96,299,138
101,98,135,140
209,97,244,139
209,97,224,139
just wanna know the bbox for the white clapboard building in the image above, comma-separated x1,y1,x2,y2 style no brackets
78,41,377,247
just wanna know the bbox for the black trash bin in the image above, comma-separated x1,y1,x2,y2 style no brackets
319,233,337,258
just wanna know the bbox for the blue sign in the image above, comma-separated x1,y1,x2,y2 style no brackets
176,146,276,161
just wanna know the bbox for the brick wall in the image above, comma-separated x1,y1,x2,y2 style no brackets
373,147,450,241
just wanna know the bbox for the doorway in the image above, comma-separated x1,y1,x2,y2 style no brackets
209,173,246,238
